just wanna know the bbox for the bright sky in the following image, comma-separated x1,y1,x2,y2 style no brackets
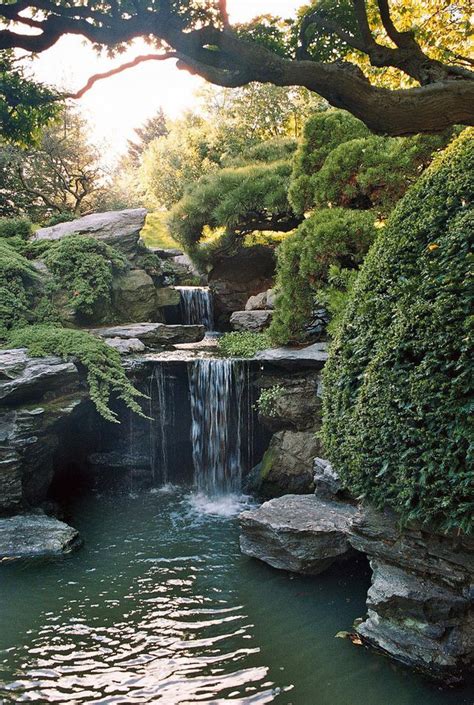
31,1,301,158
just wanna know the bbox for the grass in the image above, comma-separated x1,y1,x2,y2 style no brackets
140,212,180,250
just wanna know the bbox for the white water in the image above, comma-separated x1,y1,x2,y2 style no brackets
188,359,247,496
177,286,214,330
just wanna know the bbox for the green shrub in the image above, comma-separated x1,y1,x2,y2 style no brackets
269,209,375,344
0,239,39,338
256,385,285,417
7,325,146,423
0,216,32,240
321,129,474,533
44,212,76,227
218,331,271,357
315,265,359,337
44,235,127,316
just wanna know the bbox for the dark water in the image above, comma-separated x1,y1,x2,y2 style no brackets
0,489,472,705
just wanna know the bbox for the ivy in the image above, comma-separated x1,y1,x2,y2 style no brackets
321,129,474,533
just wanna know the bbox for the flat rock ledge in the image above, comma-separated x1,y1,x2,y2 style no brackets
255,342,328,370
240,495,357,574
239,493,474,681
0,514,82,560
89,322,205,348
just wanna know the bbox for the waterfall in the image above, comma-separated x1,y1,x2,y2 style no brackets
149,364,175,485
177,286,214,331
188,359,247,496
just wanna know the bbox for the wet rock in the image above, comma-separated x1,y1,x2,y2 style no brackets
313,457,342,499
255,342,328,370
0,514,82,559
89,322,205,347
239,495,357,574
0,348,79,405
230,310,273,332
34,208,147,260
112,268,161,323
259,429,321,496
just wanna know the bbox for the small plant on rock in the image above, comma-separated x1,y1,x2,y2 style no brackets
256,385,284,417
218,331,271,358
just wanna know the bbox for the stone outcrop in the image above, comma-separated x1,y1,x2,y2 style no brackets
90,322,205,348
313,457,343,499
34,208,147,260
111,268,163,323
209,245,275,327
259,429,321,495
240,494,357,574
239,490,474,682
230,309,273,332
255,342,328,370
0,349,86,514
0,513,82,559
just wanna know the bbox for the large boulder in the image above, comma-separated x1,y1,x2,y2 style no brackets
0,514,82,559
34,209,147,260
111,268,161,323
259,428,321,496
230,310,273,332
240,494,357,574
257,370,321,432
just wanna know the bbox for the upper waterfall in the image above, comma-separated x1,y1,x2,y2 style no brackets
176,286,214,331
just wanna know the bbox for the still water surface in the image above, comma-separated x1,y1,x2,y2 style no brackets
0,489,472,705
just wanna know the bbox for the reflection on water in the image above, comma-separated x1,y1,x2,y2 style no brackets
0,489,472,705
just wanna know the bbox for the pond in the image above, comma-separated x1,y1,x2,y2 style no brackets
0,489,472,705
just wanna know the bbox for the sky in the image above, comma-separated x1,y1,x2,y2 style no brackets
30,1,301,159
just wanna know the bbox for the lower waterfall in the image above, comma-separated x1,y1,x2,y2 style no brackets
148,365,175,485
177,286,214,330
188,359,249,496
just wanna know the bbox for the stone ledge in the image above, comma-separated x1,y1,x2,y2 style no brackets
0,514,82,560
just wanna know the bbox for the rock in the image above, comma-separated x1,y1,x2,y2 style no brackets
155,287,181,308
34,209,147,260
209,245,275,326
257,371,321,432
103,337,146,355
90,322,205,347
230,310,273,332
148,247,183,258
266,289,276,309
111,268,160,323
239,495,357,574
259,429,321,496
255,342,328,370
313,457,342,499
245,291,268,311
0,514,82,559
0,349,86,514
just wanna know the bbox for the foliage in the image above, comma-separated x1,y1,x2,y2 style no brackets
315,265,359,337
127,108,168,163
7,325,145,423
44,236,127,317
269,209,376,344
0,107,105,221
139,212,179,250
45,212,77,227
256,385,285,417
0,216,32,240
0,51,60,146
168,154,297,252
0,238,39,338
218,331,272,358
321,129,474,533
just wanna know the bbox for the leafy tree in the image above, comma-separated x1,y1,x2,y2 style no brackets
127,107,168,163
1,108,105,220
0,51,60,145
0,1,472,135
321,129,473,532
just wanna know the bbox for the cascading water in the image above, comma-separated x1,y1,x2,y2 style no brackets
148,364,175,485
177,286,214,331
188,359,248,496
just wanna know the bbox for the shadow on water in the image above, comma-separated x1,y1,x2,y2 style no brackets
0,489,472,705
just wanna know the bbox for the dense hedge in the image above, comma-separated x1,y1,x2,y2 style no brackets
321,129,474,533
269,208,375,344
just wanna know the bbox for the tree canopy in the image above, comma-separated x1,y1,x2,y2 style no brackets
0,1,472,136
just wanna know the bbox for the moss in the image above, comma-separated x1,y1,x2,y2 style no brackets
260,447,277,480
218,331,271,358
6,325,146,423
321,129,474,533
